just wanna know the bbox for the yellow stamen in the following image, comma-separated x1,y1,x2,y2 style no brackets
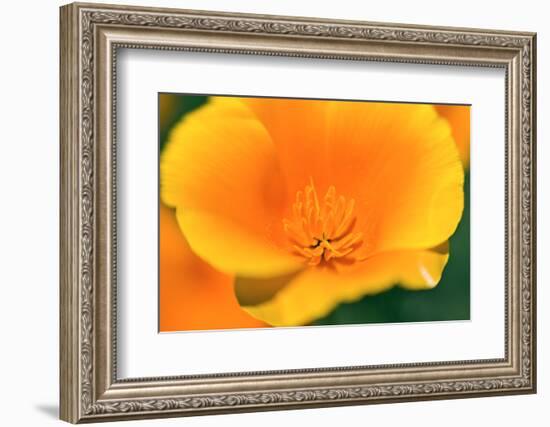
284,179,363,266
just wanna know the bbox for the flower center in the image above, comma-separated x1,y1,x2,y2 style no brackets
283,179,363,266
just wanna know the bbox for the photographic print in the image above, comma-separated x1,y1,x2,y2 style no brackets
60,5,536,420
159,94,470,332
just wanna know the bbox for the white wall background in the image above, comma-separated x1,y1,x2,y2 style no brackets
0,0,545,425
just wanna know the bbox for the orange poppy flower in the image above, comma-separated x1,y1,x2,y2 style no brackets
161,97,464,327
160,202,266,331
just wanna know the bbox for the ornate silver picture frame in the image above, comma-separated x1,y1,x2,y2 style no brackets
60,2,536,423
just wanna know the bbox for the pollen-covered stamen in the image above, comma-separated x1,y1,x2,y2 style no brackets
283,179,363,266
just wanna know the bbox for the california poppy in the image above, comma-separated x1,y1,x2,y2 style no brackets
161,97,464,327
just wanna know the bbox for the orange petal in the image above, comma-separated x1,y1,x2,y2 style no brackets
325,102,464,256
161,98,300,277
159,203,266,331
176,208,302,277
435,105,470,168
242,97,332,194
241,244,450,326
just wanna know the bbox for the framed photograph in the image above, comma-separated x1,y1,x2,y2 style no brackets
60,2,537,423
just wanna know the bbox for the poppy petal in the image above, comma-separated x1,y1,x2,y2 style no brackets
325,102,464,256
436,105,470,168
176,208,302,277
242,97,331,194
241,244,450,327
159,204,266,331
161,98,300,276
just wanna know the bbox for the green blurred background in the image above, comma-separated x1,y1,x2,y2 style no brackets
159,93,470,325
